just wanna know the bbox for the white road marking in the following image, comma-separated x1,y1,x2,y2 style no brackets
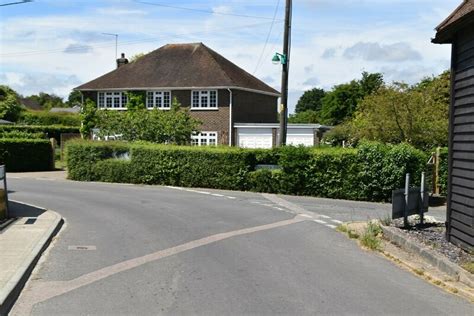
12,216,305,315
211,193,224,197
226,196,236,199
300,214,312,218
7,176,22,179
319,215,331,219
326,224,337,229
313,219,327,224
35,178,56,181
331,219,343,224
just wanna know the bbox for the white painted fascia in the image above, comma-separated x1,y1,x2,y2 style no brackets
76,86,280,97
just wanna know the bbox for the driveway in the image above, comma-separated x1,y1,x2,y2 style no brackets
7,176,471,315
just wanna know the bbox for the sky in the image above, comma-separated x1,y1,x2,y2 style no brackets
0,0,462,113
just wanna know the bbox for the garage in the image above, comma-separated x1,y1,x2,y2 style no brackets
236,127,273,149
286,128,315,147
234,123,329,149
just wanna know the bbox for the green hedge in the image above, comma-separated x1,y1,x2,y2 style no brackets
67,141,255,190
0,125,80,145
19,111,81,126
0,138,54,171
67,140,427,202
0,130,46,139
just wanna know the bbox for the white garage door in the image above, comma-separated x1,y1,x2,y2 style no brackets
237,128,273,149
286,129,314,147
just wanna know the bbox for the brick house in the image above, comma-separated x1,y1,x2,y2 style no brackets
75,43,280,146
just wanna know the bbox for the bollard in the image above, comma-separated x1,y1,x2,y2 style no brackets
420,172,425,226
404,173,410,228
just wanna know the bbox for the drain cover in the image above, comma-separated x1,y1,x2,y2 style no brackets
68,245,96,251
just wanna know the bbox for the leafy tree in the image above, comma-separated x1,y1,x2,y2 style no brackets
319,72,384,125
351,79,448,149
295,88,326,113
80,99,97,138
129,53,146,63
0,85,23,122
26,92,65,109
96,96,201,144
67,90,82,107
288,110,320,123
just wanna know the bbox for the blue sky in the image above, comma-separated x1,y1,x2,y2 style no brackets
0,0,461,112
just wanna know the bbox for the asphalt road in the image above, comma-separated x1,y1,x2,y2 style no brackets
7,177,472,315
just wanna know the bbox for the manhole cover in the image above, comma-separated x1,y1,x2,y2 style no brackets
68,245,97,251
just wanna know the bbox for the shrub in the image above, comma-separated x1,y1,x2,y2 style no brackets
0,125,80,145
0,138,53,171
66,141,427,202
19,111,81,126
66,140,129,181
0,130,46,139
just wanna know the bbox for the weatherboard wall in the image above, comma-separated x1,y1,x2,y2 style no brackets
448,25,474,251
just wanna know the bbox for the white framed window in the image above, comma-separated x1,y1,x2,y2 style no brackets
191,90,218,109
191,131,218,146
98,91,128,109
147,91,171,109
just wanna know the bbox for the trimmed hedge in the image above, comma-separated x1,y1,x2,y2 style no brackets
67,140,427,202
0,138,54,171
19,111,81,126
0,130,46,139
67,141,255,190
0,125,80,144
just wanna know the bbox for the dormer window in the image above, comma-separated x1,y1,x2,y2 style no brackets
147,91,171,109
191,90,217,109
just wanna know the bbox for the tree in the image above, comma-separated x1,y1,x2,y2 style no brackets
288,110,320,123
295,88,326,113
26,92,65,109
0,85,22,122
95,96,201,144
319,72,384,125
67,90,82,107
129,53,145,63
351,79,448,149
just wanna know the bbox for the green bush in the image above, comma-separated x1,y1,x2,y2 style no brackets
0,125,80,145
19,111,81,126
66,141,427,202
0,130,46,139
0,138,53,171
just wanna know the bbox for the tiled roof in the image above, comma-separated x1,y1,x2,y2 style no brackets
75,43,279,95
433,0,474,43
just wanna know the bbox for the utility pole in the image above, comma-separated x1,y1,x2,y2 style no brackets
277,0,292,146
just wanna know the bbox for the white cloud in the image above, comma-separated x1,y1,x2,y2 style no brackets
3,72,81,97
63,44,93,54
95,8,148,16
343,42,422,62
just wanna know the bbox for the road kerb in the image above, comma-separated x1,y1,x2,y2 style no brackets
0,203,63,315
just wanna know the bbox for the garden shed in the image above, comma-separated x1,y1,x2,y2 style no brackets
433,0,474,251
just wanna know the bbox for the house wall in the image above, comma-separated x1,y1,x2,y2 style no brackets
172,89,230,145
232,90,278,124
448,24,474,251
80,88,277,146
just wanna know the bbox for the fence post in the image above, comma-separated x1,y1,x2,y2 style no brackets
404,173,410,228
420,172,425,226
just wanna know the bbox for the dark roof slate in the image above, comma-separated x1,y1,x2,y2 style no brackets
433,0,474,43
75,43,279,95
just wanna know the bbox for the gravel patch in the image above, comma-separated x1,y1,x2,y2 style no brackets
390,217,472,267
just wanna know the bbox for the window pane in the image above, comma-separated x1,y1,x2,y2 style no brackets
192,91,199,107
121,93,127,107
163,92,171,108
210,91,217,107
147,92,154,108
113,97,120,108
201,95,208,108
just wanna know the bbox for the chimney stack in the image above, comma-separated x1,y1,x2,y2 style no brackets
116,53,128,68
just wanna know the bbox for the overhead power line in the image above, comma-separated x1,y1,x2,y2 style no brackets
1,21,282,58
133,0,283,21
0,0,32,6
252,0,281,75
